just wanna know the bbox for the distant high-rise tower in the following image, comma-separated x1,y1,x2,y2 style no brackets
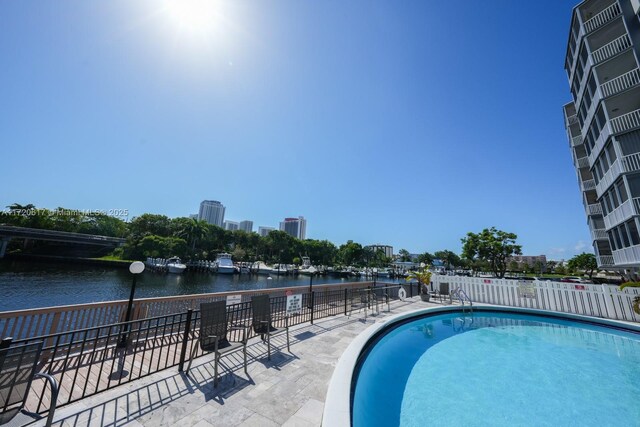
258,226,275,237
239,220,253,232
198,200,225,227
223,220,239,231
563,0,640,272
279,216,307,239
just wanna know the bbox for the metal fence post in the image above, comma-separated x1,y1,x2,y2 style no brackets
178,309,193,372
409,282,413,298
344,288,348,315
310,292,315,325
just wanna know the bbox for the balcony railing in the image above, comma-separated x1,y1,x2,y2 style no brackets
582,178,596,191
601,68,640,98
621,152,640,172
584,2,621,33
592,34,631,64
592,228,607,240
597,255,615,266
603,198,636,229
571,135,583,147
587,203,603,216
595,159,621,197
566,114,579,126
576,156,589,169
611,109,640,134
613,244,640,265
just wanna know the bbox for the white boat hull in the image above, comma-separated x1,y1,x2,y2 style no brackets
217,266,235,274
167,264,186,274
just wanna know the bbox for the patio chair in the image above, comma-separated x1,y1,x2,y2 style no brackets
251,295,290,360
434,282,451,303
185,301,247,387
0,338,59,427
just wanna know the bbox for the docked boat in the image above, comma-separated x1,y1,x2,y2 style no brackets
252,261,273,275
215,253,235,274
272,264,288,275
166,257,187,274
299,256,317,275
376,268,391,277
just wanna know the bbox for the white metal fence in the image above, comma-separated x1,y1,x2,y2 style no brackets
430,275,640,323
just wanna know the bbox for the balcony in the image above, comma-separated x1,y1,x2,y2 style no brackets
571,135,583,147
587,203,603,216
621,152,640,172
612,244,640,265
603,197,639,229
592,228,608,240
582,178,596,191
576,156,589,169
584,2,621,33
595,158,621,197
597,255,615,266
587,123,612,167
611,109,640,134
601,68,640,98
566,114,579,127
592,34,631,64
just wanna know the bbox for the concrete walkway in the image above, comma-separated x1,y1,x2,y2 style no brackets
37,297,438,427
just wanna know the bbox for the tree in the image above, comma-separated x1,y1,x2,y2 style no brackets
461,227,522,279
398,249,412,262
533,260,545,275
417,252,434,266
508,260,519,273
567,253,598,279
434,250,461,270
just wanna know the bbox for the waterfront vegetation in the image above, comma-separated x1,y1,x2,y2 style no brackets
2,204,602,278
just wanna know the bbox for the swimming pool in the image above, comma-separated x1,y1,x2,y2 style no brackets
323,307,640,426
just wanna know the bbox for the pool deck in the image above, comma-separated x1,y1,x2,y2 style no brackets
33,296,443,427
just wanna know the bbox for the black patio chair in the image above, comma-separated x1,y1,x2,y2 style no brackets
251,295,290,360
433,282,451,303
185,301,247,387
0,338,58,427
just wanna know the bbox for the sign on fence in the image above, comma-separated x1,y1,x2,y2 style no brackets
226,295,242,306
517,281,536,299
286,294,303,315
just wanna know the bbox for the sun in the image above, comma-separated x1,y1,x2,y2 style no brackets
164,0,220,35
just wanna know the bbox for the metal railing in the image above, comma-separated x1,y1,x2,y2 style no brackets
582,178,596,191
611,109,640,134
621,152,640,172
7,282,415,417
601,68,640,98
597,255,615,266
591,228,607,240
576,156,589,169
584,2,621,34
0,281,376,341
592,34,631,64
587,203,603,216
571,135,582,147
595,159,621,197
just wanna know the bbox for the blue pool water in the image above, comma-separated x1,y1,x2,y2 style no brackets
352,311,640,426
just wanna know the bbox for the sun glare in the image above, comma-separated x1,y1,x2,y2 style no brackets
164,0,220,34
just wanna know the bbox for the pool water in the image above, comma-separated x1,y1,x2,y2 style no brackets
352,312,640,426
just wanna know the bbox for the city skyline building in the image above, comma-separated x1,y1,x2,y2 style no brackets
564,0,640,273
239,220,253,233
279,216,307,240
258,226,276,237
198,200,225,227
365,244,394,259
223,220,239,231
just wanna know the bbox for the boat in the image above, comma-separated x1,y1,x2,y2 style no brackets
376,268,391,277
166,257,187,274
272,264,289,275
299,256,317,275
215,253,235,274
252,261,273,275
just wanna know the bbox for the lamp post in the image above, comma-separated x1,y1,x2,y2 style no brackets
118,261,145,348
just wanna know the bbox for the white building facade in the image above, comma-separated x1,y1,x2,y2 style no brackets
258,226,275,237
198,200,225,227
279,216,307,239
239,220,253,232
564,0,640,272
223,220,239,231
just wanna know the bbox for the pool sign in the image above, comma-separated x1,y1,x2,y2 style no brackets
286,294,303,315
517,281,536,299
226,294,242,306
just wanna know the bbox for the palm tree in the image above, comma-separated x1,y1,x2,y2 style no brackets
406,269,432,300
178,219,208,251
620,282,640,315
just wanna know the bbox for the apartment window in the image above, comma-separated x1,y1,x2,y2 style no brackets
628,220,640,246
606,143,617,163
607,231,618,250
610,188,620,209
616,180,628,203
613,227,623,248
588,74,597,97
596,107,607,131
620,224,631,247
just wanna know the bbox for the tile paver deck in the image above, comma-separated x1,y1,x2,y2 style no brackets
33,297,442,427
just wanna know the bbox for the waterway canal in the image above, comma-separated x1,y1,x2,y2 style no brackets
0,260,398,312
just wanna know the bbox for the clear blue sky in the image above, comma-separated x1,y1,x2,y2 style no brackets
1,0,588,260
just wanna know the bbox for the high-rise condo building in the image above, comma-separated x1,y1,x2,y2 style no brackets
279,216,307,239
564,0,640,273
365,244,394,259
239,220,253,233
258,226,275,237
223,220,239,231
198,200,225,227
